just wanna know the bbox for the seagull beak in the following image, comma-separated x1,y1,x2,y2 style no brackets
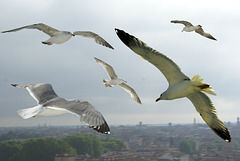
155,97,161,102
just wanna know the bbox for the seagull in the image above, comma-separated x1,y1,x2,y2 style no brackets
171,20,217,40
115,28,231,142
94,57,142,104
2,23,114,49
11,83,110,134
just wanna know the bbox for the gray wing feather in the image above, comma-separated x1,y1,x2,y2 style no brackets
171,20,193,26
195,27,217,40
11,83,58,104
118,83,142,104
94,57,118,79
2,23,60,36
187,92,231,142
115,29,189,85
73,31,114,49
47,99,110,134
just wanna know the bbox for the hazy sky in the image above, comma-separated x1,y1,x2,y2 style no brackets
1,0,240,127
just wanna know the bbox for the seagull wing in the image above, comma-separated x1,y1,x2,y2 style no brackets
118,83,142,104
171,20,193,27
2,23,60,37
94,57,118,79
115,29,189,85
187,92,231,142
46,98,110,134
11,83,58,104
73,31,114,49
195,27,217,40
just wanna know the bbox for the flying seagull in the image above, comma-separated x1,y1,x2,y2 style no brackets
94,57,142,104
2,23,114,49
11,83,110,134
171,20,217,40
115,28,231,142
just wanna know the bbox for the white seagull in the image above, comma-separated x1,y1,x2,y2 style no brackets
115,28,231,142
94,57,142,104
2,23,114,49
171,20,217,41
11,83,110,134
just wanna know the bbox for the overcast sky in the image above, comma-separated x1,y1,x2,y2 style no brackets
0,0,240,127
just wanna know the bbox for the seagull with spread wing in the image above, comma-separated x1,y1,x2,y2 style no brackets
171,20,217,40
115,28,231,142
94,57,142,104
11,83,110,134
2,23,114,49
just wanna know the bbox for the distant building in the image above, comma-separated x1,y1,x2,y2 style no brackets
168,122,172,127
139,121,142,130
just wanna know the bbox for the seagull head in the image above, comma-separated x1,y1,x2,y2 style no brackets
63,31,75,36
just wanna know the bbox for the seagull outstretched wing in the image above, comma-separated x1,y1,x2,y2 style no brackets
115,28,189,85
187,92,231,142
2,23,60,36
73,31,114,49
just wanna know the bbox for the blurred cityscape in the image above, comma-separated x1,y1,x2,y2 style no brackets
1,117,240,161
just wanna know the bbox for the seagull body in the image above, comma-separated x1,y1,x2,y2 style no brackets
157,74,216,101
115,28,231,142
2,23,114,49
94,57,142,104
171,20,217,40
42,31,73,45
11,83,110,134
182,25,199,32
103,78,127,87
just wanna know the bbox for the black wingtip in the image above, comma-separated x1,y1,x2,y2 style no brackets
170,20,177,23
212,127,231,143
90,121,110,134
114,28,119,32
108,44,114,50
11,84,17,87
115,28,133,47
212,38,217,41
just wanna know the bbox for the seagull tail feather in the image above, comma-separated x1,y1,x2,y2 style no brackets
17,105,43,119
191,74,217,96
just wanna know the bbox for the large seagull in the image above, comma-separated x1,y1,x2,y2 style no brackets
2,23,114,49
171,20,217,41
12,83,110,134
115,28,231,142
94,57,142,104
